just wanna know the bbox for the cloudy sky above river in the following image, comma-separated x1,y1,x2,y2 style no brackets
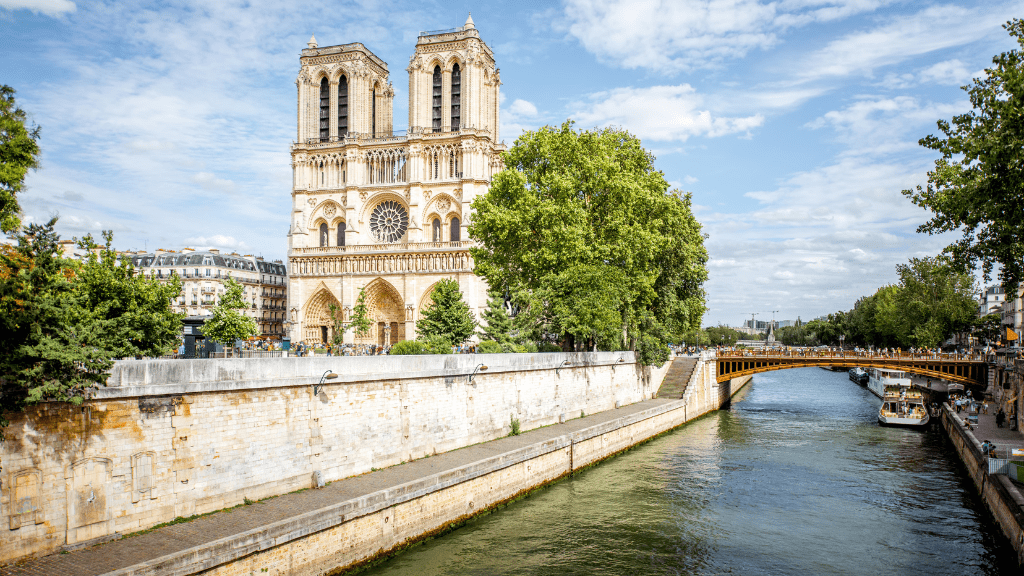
2,0,1021,326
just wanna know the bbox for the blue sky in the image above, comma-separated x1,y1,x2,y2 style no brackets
1,0,1021,326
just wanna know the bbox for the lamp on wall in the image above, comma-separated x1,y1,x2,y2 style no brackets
314,370,338,396
556,360,572,375
469,363,489,382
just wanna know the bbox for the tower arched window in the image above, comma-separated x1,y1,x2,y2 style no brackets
337,222,346,246
450,217,461,242
319,78,329,142
432,218,441,242
432,66,442,132
338,75,348,137
371,85,377,137
450,64,461,131
319,223,328,247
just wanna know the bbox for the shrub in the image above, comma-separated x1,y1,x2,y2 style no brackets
421,334,453,355
537,342,562,352
390,340,430,355
477,340,504,354
509,415,521,436
519,342,538,353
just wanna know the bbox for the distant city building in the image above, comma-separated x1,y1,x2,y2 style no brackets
1000,287,1024,342
980,284,1005,316
122,248,288,339
742,319,793,332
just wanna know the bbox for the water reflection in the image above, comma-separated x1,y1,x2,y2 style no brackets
361,367,1018,575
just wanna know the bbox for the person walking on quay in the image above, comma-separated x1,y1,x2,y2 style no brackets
955,398,962,413
996,409,1006,428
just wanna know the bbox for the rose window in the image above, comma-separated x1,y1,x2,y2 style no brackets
369,200,409,243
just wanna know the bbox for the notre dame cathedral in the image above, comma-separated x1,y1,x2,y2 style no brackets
286,15,505,346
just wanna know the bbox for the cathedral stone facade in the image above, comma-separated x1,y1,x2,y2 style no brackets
287,15,504,346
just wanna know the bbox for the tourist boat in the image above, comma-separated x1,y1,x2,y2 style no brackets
866,367,911,399
877,380,930,427
849,367,868,385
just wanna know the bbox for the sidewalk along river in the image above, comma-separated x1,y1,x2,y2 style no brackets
358,367,1019,575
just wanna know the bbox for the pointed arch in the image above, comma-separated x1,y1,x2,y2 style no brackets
302,285,342,344
319,77,329,142
450,62,461,131
361,278,407,345
337,74,348,137
432,65,442,133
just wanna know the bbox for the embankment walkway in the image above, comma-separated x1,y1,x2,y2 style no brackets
1,398,689,576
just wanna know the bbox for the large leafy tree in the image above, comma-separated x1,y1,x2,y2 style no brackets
349,287,372,339
200,277,257,347
0,220,181,431
470,121,708,365
0,85,40,233
416,278,476,346
903,19,1024,291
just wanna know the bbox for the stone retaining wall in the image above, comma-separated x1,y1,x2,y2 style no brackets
940,405,1024,565
145,354,737,576
0,352,663,563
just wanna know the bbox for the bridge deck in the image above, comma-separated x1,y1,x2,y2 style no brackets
716,351,989,387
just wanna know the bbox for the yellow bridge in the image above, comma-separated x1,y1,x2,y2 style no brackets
716,350,990,388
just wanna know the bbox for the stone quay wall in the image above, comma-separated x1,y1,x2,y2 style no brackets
0,352,660,564
141,353,737,576
940,405,1024,565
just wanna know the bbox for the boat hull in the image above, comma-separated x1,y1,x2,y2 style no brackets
877,413,931,427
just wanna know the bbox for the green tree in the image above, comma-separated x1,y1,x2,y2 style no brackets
349,287,372,339
903,19,1024,291
75,231,183,358
416,278,476,346
0,85,41,233
972,313,1002,346
199,277,257,348
328,302,345,345
470,121,708,365
478,290,515,349
0,219,181,432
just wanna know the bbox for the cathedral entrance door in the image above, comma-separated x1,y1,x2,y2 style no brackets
321,326,328,344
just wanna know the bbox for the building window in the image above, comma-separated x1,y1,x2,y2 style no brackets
450,63,461,130
205,269,211,277
432,66,442,132
338,222,346,246
450,217,460,242
319,77,329,141
432,218,441,242
320,223,328,247
337,75,348,137
371,85,377,137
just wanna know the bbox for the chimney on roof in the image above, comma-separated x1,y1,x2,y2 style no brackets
182,247,195,253
208,248,220,254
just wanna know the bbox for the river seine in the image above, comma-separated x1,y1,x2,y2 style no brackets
362,367,1018,575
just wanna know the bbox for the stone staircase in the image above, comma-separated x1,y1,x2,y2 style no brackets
657,356,699,399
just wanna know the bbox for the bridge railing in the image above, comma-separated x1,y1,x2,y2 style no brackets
716,349,987,362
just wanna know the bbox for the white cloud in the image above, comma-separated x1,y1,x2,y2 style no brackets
798,5,1008,81
562,0,892,73
509,99,538,118
0,0,75,17
805,95,968,156
700,154,957,324
572,85,763,141
191,172,236,194
501,98,543,141
183,235,249,252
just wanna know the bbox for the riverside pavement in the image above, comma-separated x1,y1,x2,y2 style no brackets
0,397,683,576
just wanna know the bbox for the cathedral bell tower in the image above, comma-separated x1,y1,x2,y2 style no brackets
286,15,504,347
